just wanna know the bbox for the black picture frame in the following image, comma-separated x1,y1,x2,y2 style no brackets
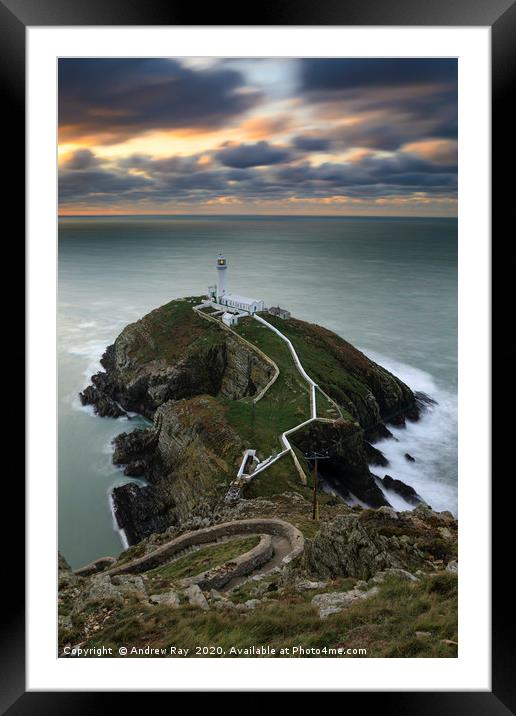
3,0,514,710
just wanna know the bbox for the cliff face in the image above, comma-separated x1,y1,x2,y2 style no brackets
81,298,275,419
80,297,425,545
291,419,390,508
112,395,246,542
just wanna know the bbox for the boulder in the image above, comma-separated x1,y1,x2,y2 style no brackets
296,580,329,592
84,575,124,604
111,574,146,594
58,614,73,632
312,587,379,620
184,584,209,610
372,568,418,584
446,560,458,573
377,506,398,520
214,600,237,612
149,591,180,608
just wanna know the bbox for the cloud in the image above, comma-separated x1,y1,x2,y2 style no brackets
215,141,291,168
297,59,457,153
240,114,293,140
402,139,458,165
58,58,261,144
62,148,100,170
58,168,153,201
59,145,456,210
292,135,331,152
119,153,209,175
57,59,458,214
300,58,457,94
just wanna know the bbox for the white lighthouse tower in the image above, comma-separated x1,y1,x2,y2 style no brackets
216,253,228,299
206,253,265,327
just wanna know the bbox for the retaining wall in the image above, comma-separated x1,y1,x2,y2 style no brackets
183,534,274,590
74,556,117,577
101,518,305,578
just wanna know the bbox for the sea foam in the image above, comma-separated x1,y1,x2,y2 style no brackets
362,349,458,516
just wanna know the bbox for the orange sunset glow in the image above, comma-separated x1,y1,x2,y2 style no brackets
58,58,457,216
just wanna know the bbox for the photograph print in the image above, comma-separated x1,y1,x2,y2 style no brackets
58,56,458,659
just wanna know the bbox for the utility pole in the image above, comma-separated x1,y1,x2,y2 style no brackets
304,451,330,521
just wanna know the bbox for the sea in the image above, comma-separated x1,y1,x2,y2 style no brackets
58,215,457,569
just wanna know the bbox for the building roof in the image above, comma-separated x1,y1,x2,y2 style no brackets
222,292,263,305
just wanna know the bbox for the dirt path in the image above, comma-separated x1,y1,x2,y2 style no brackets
222,535,291,591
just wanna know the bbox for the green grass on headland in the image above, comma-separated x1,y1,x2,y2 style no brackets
143,536,260,593
260,313,369,413
221,318,312,486
120,296,223,370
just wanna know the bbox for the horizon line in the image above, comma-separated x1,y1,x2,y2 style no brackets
58,212,457,219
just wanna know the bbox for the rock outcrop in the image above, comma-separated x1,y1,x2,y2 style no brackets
380,474,425,506
291,419,390,507
112,395,246,542
312,586,379,619
303,505,457,580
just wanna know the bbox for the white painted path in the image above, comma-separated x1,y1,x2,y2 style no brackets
224,314,341,501
253,314,318,419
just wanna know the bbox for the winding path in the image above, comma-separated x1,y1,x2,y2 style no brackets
76,518,304,592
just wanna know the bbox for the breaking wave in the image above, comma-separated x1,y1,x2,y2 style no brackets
362,349,458,516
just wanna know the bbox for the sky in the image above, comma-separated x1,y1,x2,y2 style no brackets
58,58,457,216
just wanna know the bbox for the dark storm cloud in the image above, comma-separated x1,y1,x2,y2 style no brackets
292,135,331,152
62,148,100,170
58,168,153,200
58,146,456,209
58,58,261,143
118,153,207,175
273,153,457,191
330,111,457,151
298,58,457,151
215,141,291,168
300,58,457,94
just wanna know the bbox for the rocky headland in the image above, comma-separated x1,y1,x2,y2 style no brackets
79,297,432,543
62,300,457,657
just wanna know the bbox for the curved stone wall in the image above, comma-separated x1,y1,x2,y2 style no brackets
183,534,274,590
98,517,304,579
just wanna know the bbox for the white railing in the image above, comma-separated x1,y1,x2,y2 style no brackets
253,314,318,419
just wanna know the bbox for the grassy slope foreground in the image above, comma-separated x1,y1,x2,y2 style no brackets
59,495,458,658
